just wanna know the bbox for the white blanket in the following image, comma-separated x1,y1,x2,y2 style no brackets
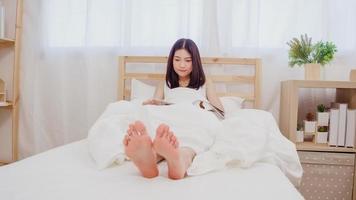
88,101,221,167
188,109,303,186
88,101,302,186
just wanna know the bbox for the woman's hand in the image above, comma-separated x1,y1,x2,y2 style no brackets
142,99,165,105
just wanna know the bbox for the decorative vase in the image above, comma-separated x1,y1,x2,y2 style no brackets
317,112,329,126
304,132,315,142
296,130,304,143
315,131,328,144
304,120,317,133
304,63,321,80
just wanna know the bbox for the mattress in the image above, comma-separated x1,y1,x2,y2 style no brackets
0,139,304,200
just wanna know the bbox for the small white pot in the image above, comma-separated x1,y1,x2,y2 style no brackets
296,130,304,143
316,132,328,144
304,132,315,142
317,112,329,126
304,120,317,133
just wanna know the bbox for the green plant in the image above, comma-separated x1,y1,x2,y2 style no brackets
297,123,303,131
312,41,337,66
287,34,313,67
317,126,328,132
317,104,326,112
287,34,337,67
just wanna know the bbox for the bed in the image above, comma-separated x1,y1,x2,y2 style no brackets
0,56,304,200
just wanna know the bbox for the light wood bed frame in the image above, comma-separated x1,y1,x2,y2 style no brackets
118,56,262,108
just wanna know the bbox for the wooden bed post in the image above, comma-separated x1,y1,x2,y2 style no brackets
254,59,262,109
118,56,126,100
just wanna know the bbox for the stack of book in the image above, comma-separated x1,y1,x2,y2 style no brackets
329,103,356,148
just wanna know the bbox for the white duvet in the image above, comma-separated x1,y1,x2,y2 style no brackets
88,101,303,186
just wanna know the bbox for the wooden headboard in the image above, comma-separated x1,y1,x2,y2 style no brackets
118,56,261,108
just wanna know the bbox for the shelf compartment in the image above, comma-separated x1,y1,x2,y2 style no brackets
297,141,356,153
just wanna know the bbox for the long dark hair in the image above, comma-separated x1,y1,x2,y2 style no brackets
166,38,206,89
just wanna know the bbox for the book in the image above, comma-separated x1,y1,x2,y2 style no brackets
155,100,173,105
337,103,347,146
345,109,356,148
148,99,225,120
193,100,225,120
328,108,339,146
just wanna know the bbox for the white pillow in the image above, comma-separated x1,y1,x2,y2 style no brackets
130,79,244,116
130,79,156,104
220,96,244,118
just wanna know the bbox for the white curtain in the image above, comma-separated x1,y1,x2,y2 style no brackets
19,0,356,158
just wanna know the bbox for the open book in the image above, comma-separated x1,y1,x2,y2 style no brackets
192,100,225,120
154,100,173,105
149,99,224,120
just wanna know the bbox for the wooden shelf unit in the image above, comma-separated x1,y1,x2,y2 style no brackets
280,80,356,152
0,0,23,164
280,80,356,200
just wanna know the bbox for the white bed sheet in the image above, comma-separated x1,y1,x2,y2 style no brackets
0,139,304,200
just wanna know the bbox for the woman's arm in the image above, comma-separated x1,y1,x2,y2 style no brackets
153,81,164,99
206,77,224,112
142,81,164,105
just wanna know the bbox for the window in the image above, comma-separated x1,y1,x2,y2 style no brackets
44,0,204,47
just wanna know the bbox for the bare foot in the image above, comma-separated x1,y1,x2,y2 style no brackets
123,121,158,178
153,124,194,180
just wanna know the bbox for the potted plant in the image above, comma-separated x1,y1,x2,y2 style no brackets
316,126,328,144
296,123,304,143
316,104,329,126
287,34,337,80
304,112,316,142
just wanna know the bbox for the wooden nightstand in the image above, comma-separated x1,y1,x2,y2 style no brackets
279,80,356,200
297,149,355,200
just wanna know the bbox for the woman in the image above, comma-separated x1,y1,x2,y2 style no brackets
123,38,223,180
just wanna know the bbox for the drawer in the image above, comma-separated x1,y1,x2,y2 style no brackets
297,151,355,200
298,151,355,166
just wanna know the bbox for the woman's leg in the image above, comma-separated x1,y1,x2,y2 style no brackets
153,124,196,180
123,121,159,178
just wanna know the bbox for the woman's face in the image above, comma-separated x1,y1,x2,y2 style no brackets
173,49,193,80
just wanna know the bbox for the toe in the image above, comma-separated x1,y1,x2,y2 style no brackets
161,131,168,139
173,140,179,148
128,125,134,134
156,124,166,137
163,125,170,133
127,129,134,137
123,135,128,146
164,127,171,139
169,132,175,143
169,133,176,141
132,128,139,136
128,124,134,131
165,130,172,140
131,123,141,137
123,135,131,146
135,121,147,135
